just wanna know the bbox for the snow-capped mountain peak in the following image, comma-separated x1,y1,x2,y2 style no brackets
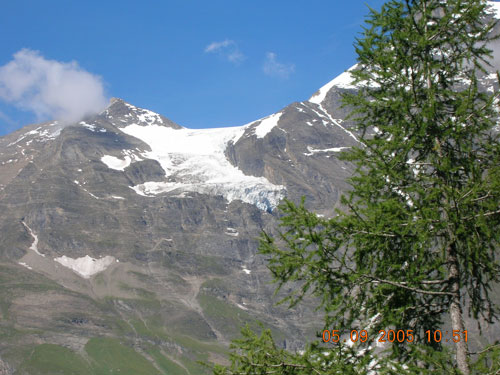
309,64,359,104
102,97,182,129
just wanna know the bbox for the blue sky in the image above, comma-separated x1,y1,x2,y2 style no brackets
0,0,387,136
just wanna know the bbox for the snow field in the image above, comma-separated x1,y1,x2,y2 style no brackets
119,124,285,212
54,255,116,278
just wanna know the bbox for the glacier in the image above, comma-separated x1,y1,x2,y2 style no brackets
114,121,285,212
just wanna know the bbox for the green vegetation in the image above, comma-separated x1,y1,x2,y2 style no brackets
17,344,92,375
167,309,216,340
13,339,180,375
147,348,188,375
197,286,287,346
85,337,159,375
118,283,158,301
110,317,138,337
179,359,211,375
9,336,226,375
197,292,260,338
201,277,231,292
128,271,156,283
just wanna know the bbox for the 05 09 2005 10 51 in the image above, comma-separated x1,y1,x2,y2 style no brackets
322,329,468,344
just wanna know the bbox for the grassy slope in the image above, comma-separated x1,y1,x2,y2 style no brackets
85,337,159,375
0,265,267,375
16,344,91,375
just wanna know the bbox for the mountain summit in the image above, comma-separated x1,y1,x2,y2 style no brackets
103,98,183,129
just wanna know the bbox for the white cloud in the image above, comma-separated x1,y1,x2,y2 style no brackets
263,52,295,79
228,50,245,63
205,39,234,53
204,39,245,64
0,49,108,124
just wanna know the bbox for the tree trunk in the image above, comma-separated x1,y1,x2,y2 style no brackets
447,244,470,375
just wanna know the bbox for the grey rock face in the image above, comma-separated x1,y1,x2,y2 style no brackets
227,100,356,212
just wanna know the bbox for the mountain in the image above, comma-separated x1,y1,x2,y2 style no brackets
0,73,364,374
1,4,500,374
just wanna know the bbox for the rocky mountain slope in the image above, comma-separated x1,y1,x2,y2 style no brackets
1,4,500,374
0,68,364,375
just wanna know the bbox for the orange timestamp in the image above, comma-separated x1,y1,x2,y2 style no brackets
322,329,468,344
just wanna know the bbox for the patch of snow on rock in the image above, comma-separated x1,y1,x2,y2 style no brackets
236,303,248,310
309,103,361,144
54,255,115,278
47,127,62,139
21,222,45,257
304,146,350,156
101,155,131,171
101,150,143,171
254,112,283,138
120,124,285,212
242,268,251,274
18,262,33,270
8,123,61,146
226,227,239,237
487,1,500,19
8,135,27,147
80,122,97,132
124,103,164,125
83,188,100,200
122,149,143,161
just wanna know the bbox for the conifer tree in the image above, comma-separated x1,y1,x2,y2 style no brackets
211,0,500,374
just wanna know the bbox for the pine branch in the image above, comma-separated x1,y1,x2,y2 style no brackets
463,209,500,220
352,230,396,238
471,191,492,202
342,262,452,295
459,189,474,201
418,279,450,285
469,343,500,356
361,274,455,296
